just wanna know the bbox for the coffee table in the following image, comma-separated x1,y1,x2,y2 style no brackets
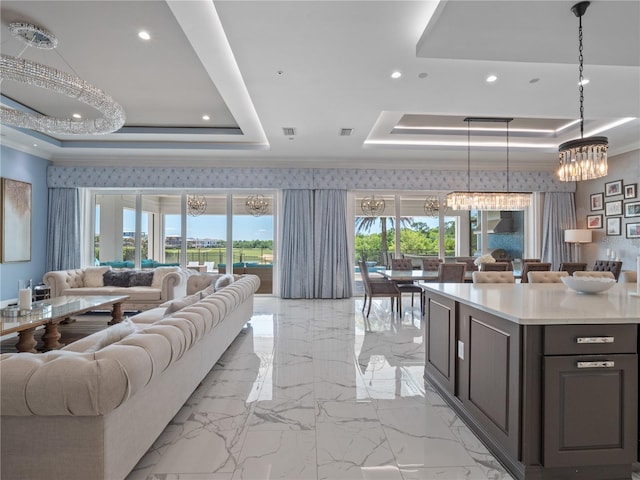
0,294,129,353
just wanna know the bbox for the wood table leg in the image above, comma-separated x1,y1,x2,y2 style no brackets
41,323,64,351
15,327,38,353
109,302,124,325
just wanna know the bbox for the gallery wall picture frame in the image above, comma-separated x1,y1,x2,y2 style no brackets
606,217,621,236
627,222,640,239
590,192,604,211
624,183,637,199
605,180,623,197
605,200,622,217
625,201,640,218
1,177,32,263
586,214,602,229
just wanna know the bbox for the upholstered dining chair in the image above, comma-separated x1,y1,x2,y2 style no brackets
527,271,569,283
520,262,552,283
620,271,638,283
559,262,587,276
358,260,402,317
592,260,623,281
480,262,510,272
391,258,424,313
437,263,466,283
422,258,443,271
574,271,616,280
472,271,515,283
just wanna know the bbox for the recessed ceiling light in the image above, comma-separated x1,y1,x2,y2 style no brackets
486,74,498,83
33,143,38,147
391,71,402,79
202,115,210,121
529,78,540,84
418,72,428,79
579,78,590,86
138,31,151,40
72,113,82,119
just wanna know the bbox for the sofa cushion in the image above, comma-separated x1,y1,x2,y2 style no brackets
152,266,181,288
163,292,202,316
84,319,137,353
215,274,235,291
61,286,162,301
129,307,166,324
200,285,216,298
103,270,132,287
84,266,112,287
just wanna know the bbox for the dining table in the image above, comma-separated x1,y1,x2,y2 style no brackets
379,268,522,283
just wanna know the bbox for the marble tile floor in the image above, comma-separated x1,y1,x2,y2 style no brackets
125,296,640,480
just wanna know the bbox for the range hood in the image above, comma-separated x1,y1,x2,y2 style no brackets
474,211,514,234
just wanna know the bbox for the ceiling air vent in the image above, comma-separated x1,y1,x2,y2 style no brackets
282,127,296,136
339,128,353,136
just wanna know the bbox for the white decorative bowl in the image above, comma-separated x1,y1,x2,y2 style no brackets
561,276,616,294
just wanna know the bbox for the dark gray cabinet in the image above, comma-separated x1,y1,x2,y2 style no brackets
423,290,639,480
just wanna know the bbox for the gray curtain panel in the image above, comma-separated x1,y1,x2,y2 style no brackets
314,189,353,299
280,189,315,298
46,187,81,271
541,192,576,270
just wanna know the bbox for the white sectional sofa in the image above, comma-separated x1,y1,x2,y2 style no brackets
43,266,191,311
0,273,260,480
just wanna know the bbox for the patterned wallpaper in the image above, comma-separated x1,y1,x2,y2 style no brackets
48,166,575,192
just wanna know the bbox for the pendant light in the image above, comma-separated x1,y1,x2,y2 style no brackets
445,117,531,211
557,1,608,182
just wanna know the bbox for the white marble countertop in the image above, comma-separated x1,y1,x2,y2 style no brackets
420,283,640,325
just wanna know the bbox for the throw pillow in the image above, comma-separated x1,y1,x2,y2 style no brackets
85,319,136,353
129,271,154,287
152,266,181,288
103,270,133,287
200,284,216,298
214,274,235,291
83,266,112,287
163,292,202,316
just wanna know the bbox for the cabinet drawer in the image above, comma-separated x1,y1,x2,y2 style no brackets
544,324,637,355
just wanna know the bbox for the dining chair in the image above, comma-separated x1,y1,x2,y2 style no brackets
520,262,551,283
472,271,515,283
480,262,510,272
573,271,616,280
421,258,442,271
455,257,478,272
358,260,402,317
527,271,569,283
592,260,623,281
620,271,637,283
391,258,424,313
559,262,587,276
437,262,466,283
522,258,541,263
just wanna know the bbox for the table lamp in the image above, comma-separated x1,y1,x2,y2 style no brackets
564,229,592,262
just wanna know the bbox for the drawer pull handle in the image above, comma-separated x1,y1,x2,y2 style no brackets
577,361,615,369
576,336,614,344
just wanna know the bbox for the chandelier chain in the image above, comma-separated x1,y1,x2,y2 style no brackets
578,13,584,138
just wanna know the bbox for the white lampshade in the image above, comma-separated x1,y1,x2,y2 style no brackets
564,229,592,243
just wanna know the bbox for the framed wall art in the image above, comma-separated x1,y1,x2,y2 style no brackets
605,200,622,216
1,177,32,263
590,192,604,211
625,201,640,218
606,217,621,236
624,183,637,199
605,180,623,196
627,222,640,239
586,214,602,229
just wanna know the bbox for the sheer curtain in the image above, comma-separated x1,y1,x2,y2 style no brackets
314,190,353,298
46,188,81,271
541,192,576,269
280,190,314,298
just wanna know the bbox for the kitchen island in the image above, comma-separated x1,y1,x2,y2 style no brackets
421,282,639,480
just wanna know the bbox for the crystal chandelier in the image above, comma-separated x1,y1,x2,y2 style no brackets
423,196,440,217
557,2,608,182
446,118,531,211
187,194,207,217
246,195,269,217
361,196,386,217
0,22,125,135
